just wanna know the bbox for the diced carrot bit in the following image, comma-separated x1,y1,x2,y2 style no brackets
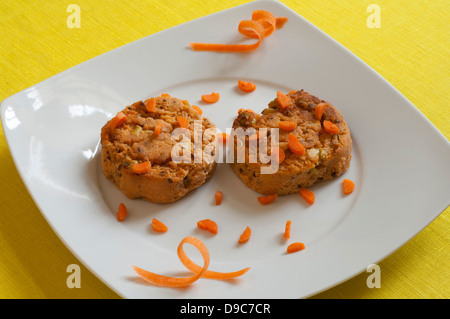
215,191,223,205
201,92,220,104
299,188,315,205
116,203,127,222
287,133,305,156
238,226,252,244
152,218,168,233
343,179,355,194
177,116,189,128
278,120,297,131
131,161,151,174
323,120,340,134
287,242,305,254
154,122,163,137
277,91,291,109
288,90,296,95
257,194,278,205
161,93,171,98
271,147,285,165
109,112,127,130
284,220,292,239
238,80,256,93
197,219,218,234
314,103,326,120
217,132,228,144
192,105,203,115
145,98,156,113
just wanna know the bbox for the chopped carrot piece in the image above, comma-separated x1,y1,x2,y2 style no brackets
278,120,297,131
257,194,278,205
177,116,189,128
315,103,326,120
343,179,355,194
323,120,340,134
161,93,171,98
215,191,223,205
287,133,305,156
192,105,203,115
109,112,127,130
238,226,252,244
131,161,151,174
284,220,292,239
271,147,285,165
217,132,228,144
145,98,156,113
277,91,291,109
276,16,288,29
201,92,220,104
116,203,127,222
287,242,305,254
152,218,168,232
288,90,296,95
197,219,218,234
154,122,163,137
299,188,315,205
238,80,256,93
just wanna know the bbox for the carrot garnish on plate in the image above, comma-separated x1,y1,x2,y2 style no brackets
299,188,315,205
132,236,250,287
238,226,252,244
238,80,256,93
201,92,220,104
190,10,287,53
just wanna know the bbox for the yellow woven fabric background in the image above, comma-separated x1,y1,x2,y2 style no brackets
0,0,448,298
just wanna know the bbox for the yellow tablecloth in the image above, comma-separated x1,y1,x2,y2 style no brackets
0,0,448,299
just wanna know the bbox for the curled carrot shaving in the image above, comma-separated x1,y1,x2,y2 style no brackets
133,236,209,288
278,120,297,131
299,188,315,205
277,91,291,109
238,80,256,93
145,98,156,113
116,203,127,222
287,133,305,156
323,120,340,134
215,191,223,205
177,116,189,128
109,112,127,130
201,92,220,104
131,161,151,174
257,194,278,205
343,179,355,194
190,10,286,53
288,89,296,95
154,122,163,137
238,226,252,244
151,218,168,233
177,237,250,280
192,105,203,115
287,242,305,254
284,220,291,239
315,103,326,120
197,219,218,234
276,17,289,29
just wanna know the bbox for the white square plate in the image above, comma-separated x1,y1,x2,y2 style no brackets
1,0,449,299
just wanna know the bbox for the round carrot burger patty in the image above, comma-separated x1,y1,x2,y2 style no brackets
101,96,217,203
229,90,352,195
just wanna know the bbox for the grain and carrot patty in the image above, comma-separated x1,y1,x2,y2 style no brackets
101,96,217,204
229,90,352,195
